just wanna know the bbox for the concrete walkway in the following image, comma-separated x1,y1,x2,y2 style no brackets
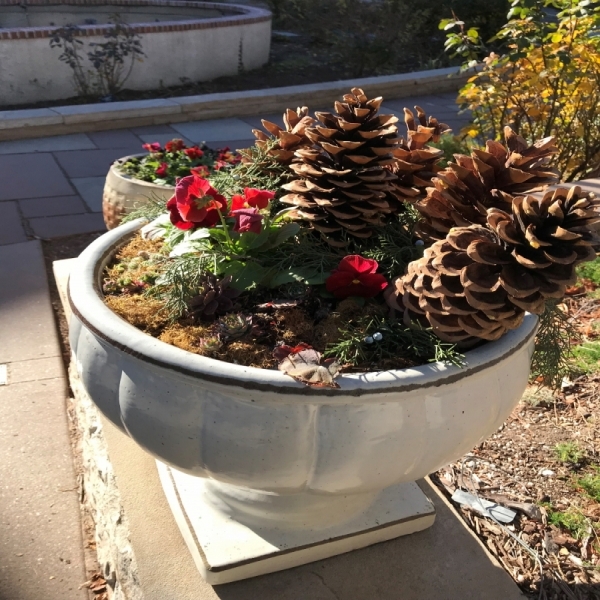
0,92,474,599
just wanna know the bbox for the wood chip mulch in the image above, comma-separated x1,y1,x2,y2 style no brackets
432,291,600,599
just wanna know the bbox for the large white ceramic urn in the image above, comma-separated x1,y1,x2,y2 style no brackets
68,220,538,583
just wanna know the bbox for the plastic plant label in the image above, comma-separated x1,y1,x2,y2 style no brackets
451,489,516,524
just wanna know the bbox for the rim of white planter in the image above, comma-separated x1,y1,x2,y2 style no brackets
69,219,539,398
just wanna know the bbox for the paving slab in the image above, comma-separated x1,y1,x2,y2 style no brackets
53,147,141,178
19,195,88,218
0,153,74,201
239,113,285,130
0,241,62,363
130,124,178,136
29,213,106,239
137,132,194,148
87,129,142,149
0,243,85,599
71,177,106,212
6,356,65,384
0,134,96,155
205,139,255,151
172,118,254,143
0,201,27,245
0,378,87,600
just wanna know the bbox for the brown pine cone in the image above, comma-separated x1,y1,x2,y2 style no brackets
414,127,559,243
252,107,315,164
385,225,548,347
280,87,400,246
487,186,600,296
390,106,450,201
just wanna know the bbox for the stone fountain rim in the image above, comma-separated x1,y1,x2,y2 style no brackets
68,219,539,398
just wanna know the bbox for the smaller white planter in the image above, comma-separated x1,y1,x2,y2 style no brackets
102,155,174,230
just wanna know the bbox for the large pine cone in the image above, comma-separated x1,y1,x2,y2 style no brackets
252,107,315,165
187,274,240,322
390,106,450,201
487,186,600,294
414,127,559,243
280,87,400,246
385,226,548,347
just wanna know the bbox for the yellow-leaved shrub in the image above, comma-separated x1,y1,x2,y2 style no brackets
448,1,600,181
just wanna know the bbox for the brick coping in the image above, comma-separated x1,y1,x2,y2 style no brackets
0,0,271,40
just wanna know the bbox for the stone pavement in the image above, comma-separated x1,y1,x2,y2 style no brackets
0,91,477,600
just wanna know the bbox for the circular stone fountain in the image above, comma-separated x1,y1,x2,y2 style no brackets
0,0,271,106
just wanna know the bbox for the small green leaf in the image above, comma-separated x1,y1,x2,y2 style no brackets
225,261,270,290
265,222,300,249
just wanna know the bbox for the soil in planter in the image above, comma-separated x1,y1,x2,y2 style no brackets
101,233,421,371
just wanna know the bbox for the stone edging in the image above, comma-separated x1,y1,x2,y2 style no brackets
0,67,469,141
0,1,270,39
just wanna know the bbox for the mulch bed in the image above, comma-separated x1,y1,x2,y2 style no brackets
432,292,600,599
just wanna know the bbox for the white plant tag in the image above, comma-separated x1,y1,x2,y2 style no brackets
451,489,516,524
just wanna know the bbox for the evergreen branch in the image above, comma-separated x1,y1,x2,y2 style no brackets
530,300,579,390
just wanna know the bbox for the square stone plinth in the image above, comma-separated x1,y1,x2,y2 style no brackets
157,463,436,585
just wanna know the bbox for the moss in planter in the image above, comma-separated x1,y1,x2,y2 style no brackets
101,234,465,371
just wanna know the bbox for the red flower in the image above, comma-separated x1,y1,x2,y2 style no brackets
191,165,210,177
165,139,186,153
142,142,161,152
231,208,263,234
155,162,168,177
167,196,195,230
326,255,388,299
171,173,226,229
184,146,204,160
230,188,275,212
243,188,275,209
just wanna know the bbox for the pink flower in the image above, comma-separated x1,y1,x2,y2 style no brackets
142,142,161,152
231,208,263,234
325,255,388,299
170,173,227,230
155,162,168,177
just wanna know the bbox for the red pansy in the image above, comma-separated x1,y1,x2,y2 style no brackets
191,165,210,177
184,146,204,160
155,162,168,177
325,255,388,299
230,188,275,212
231,208,263,234
167,196,194,230
165,139,185,153
243,188,275,209
170,173,227,230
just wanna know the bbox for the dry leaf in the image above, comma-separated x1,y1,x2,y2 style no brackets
278,348,341,388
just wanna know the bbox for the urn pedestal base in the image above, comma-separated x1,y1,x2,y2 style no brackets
157,462,436,584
